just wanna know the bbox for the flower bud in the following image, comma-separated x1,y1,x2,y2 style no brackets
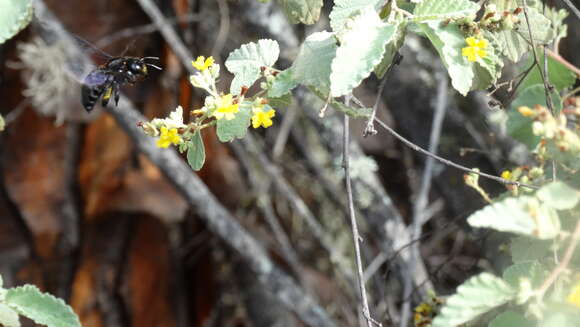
141,122,159,137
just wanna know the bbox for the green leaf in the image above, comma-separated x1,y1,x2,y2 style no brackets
187,131,205,171
330,7,398,96
268,93,292,109
267,69,298,98
225,39,280,95
502,261,546,289
491,1,553,62
216,104,252,142
519,52,577,92
419,22,473,95
413,0,479,21
514,7,554,45
542,6,568,43
291,31,337,89
0,303,20,327
309,87,372,118
537,181,580,210
540,309,580,327
279,0,323,24
510,236,551,263
489,311,532,327
374,22,406,79
467,196,560,239
5,285,81,327
329,0,383,34
472,40,504,90
0,0,33,45
432,273,515,327
508,85,562,148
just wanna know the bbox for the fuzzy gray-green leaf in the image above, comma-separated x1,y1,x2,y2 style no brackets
432,273,515,327
216,104,252,142
330,7,397,96
489,311,532,327
0,303,20,327
467,196,560,239
537,181,580,210
291,31,337,89
187,131,205,171
279,0,323,24
225,39,280,95
267,69,298,98
329,0,383,34
419,22,473,95
5,285,80,327
413,0,479,21
0,0,33,45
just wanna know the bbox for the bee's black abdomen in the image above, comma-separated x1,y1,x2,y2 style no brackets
81,84,98,111
81,69,113,112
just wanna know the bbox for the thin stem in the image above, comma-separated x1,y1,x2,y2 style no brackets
211,0,230,58
343,97,379,327
136,0,196,73
536,219,580,299
521,0,554,114
401,73,448,327
373,118,539,190
364,52,402,137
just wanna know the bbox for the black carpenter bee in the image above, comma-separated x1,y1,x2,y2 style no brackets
81,56,162,111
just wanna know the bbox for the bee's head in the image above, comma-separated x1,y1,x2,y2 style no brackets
139,57,162,74
127,58,148,76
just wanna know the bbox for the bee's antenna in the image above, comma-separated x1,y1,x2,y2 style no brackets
145,63,163,70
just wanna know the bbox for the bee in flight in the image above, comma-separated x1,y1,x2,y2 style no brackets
81,56,162,111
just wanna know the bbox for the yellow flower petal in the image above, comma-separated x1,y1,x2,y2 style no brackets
192,56,215,71
213,94,239,120
501,170,512,180
156,127,181,148
518,106,535,117
466,37,477,46
251,108,276,128
567,283,580,307
462,36,488,62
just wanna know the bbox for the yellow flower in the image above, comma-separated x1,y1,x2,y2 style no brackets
462,37,488,62
518,106,535,117
156,127,181,148
213,94,239,120
567,283,580,307
192,56,214,71
501,170,512,180
252,107,276,128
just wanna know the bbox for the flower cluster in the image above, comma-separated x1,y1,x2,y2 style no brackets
139,55,278,152
140,106,186,148
524,105,580,153
454,5,521,35
478,4,521,32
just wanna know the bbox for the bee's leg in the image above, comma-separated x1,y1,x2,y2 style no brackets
101,86,113,107
113,82,120,106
